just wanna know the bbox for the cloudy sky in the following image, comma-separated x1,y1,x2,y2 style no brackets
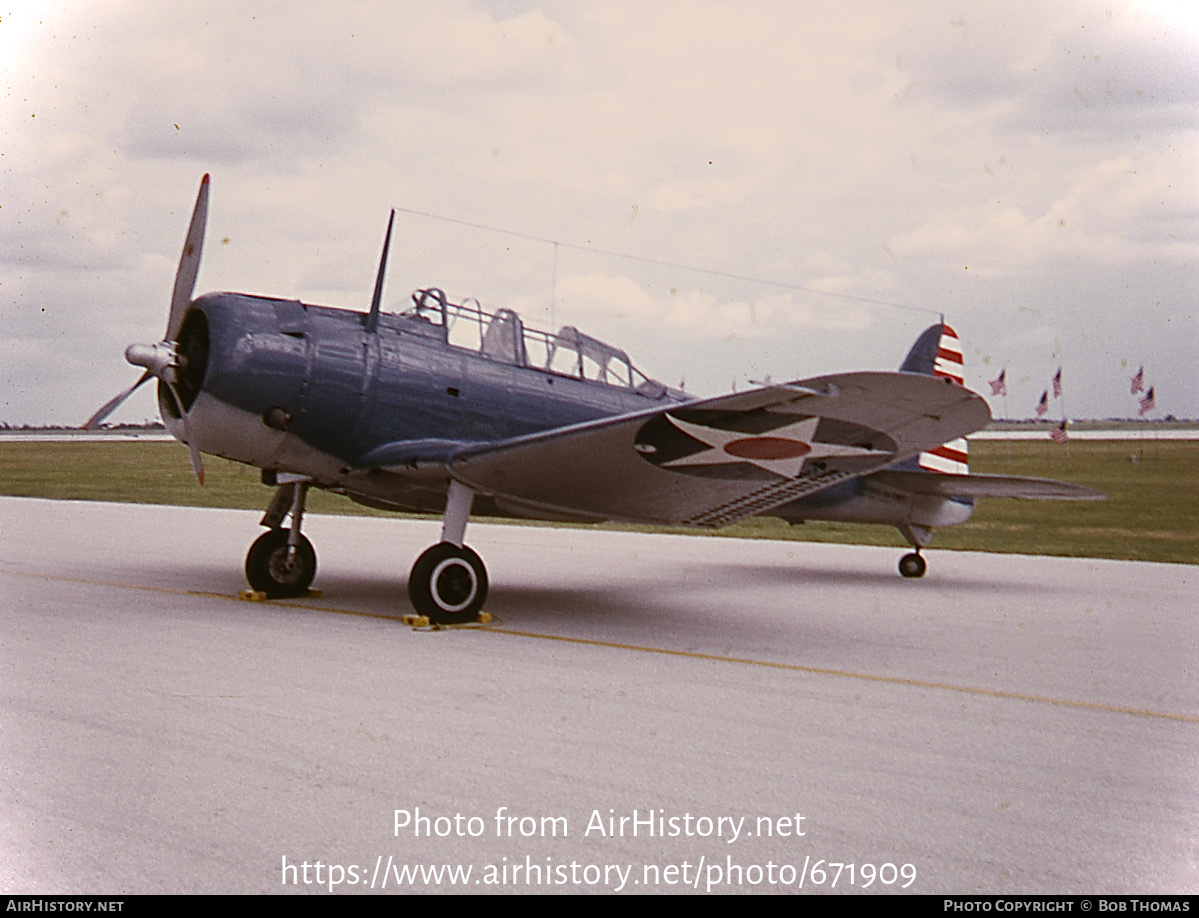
3,0,1196,426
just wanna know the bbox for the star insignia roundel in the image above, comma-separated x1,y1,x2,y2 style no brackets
634,412,894,479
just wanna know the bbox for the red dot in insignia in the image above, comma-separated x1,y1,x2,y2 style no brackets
723,437,811,460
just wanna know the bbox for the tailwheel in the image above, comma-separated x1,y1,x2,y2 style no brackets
245,528,317,598
408,541,488,624
898,551,927,579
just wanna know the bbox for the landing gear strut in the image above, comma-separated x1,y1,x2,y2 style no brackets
408,480,489,624
245,480,317,598
897,524,931,579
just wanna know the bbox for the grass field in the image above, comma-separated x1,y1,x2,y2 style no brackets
1,439,1195,565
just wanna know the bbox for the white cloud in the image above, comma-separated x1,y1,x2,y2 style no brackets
2,1,1196,421
392,7,577,84
888,153,1199,272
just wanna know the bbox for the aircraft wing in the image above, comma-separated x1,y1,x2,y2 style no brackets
869,470,1105,501
437,371,990,527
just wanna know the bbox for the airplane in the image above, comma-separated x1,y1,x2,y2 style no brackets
86,176,1104,623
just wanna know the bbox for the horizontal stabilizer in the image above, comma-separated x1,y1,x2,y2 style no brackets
871,470,1105,501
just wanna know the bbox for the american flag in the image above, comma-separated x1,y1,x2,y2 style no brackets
1139,386,1156,416
988,369,1007,396
1052,367,1063,399
1034,390,1049,417
1130,366,1144,394
1050,421,1068,444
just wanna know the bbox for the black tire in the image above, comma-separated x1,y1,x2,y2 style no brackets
245,528,317,598
408,542,488,624
898,552,927,579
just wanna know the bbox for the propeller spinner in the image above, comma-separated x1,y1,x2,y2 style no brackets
85,174,211,484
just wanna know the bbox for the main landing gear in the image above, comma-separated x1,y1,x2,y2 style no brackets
243,477,488,623
897,524,930,579
407,480,489,624
246,480,317,598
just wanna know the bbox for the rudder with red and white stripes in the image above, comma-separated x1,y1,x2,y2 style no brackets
920,325,969,475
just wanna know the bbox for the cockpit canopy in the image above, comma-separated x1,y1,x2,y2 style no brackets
402,287,667,396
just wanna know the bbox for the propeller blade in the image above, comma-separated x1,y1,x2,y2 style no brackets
167,174,210,342
185,435,206,487
84,371,152,430
163,380,206,485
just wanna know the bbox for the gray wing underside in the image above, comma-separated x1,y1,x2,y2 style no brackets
421,371,992,527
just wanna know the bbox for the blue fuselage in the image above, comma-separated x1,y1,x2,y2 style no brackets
165,291,972,532
167,292,684,512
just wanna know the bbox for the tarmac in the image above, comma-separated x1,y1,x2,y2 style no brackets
2,496,1196,893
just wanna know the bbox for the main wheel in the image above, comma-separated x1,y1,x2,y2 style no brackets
898,552,927,579
408,542,488,624
245,528,317,598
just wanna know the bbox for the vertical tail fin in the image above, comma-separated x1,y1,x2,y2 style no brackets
900,323,969,474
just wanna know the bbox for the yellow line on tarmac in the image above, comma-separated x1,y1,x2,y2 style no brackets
482,627,1199,726
0,568,403,624
7,567,1197,724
